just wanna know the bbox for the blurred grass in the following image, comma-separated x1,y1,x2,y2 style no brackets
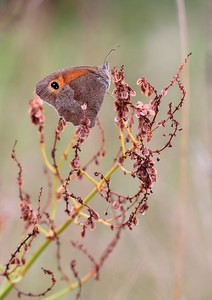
0,1,211,300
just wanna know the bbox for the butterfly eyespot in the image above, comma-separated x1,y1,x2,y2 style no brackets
51,81,60,90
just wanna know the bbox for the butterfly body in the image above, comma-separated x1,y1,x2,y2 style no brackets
35,63,110,127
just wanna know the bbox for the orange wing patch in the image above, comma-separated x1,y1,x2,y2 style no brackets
62,68,89,83
48,69,90,95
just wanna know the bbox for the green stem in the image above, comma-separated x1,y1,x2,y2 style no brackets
0,238,51,299
0,163,120,299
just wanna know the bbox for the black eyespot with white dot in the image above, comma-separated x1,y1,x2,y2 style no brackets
51,81,60,90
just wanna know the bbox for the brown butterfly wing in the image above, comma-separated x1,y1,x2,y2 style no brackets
35,65,110,127
35,68,74,110
54,84,84,126
57,72,108,127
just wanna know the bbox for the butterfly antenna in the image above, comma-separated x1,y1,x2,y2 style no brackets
104,46,120,65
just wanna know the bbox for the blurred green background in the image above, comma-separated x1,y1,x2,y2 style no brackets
0,0,211,299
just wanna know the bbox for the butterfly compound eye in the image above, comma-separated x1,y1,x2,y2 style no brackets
51,81,60,90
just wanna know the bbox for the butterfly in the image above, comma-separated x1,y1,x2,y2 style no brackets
34,51,114,127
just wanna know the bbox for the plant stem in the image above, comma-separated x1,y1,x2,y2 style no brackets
0,162,119,299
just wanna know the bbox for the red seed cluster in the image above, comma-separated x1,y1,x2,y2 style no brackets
28,97,45,126
111,65,136,129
